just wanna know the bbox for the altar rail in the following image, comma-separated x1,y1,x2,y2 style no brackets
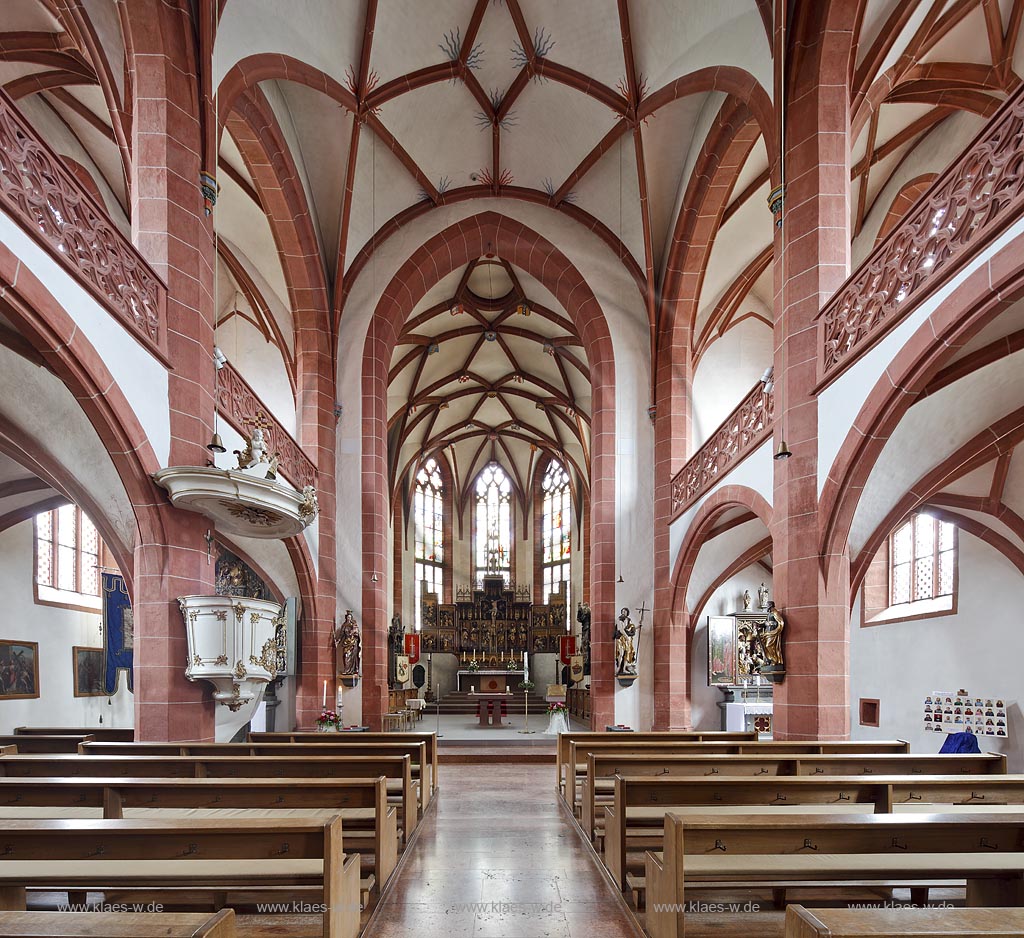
817,82,1024,388
670,380,774,519
216,362,316,489
0,89,167,358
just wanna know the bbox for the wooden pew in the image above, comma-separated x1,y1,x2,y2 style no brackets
604,773,1024,890
0,775,398,896
555,731,758,794
0,738,94,755
646,813,1024,938
0,817,360,938
570,740,911,823
78,741,432,814
14,728,133,742
0,754,419,844
579,751,1007,840
0,910,236,937
785,905,1024,937
250,732,439,797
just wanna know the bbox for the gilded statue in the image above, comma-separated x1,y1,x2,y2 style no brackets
760,601,785,665
333,610,361,675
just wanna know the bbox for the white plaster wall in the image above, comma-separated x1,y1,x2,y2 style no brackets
691,315,773,450
0,209,171,468
849,532,1024,771
0,520,134,732
688,565,768,731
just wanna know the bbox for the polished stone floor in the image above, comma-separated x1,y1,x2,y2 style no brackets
362,762,643,938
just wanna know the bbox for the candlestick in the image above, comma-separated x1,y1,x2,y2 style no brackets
322,679,327,708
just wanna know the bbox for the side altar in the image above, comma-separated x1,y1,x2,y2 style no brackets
419,574,566,668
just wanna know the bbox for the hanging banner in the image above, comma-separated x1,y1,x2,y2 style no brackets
569,655,584,683
559,634,577,666
101,572,134,695
404,633,421,665
395,655,411,685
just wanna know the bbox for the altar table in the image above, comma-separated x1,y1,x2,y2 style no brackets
475,694,510,727
458,669,524,692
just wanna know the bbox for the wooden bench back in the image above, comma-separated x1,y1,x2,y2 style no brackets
250,732,438,791
785,905,1024,937
0,910,236,937
0,736,94,754
556,731,757,790
578,751,1006,835
0,753,416,840
14,727,134,742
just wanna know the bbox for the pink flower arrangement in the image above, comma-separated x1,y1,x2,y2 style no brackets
316,708,339,728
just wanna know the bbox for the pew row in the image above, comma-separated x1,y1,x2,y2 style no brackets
250,733,439,796
0,776,398,897
0,738,95,755
555,732,757,793
78,741,432,814
0,754,419,844
645,813,1024,938
14,728,134,742
0,818,360,938
785,904,1024,937
580,752,1007,841
0,910,235,937
604,773,1024,890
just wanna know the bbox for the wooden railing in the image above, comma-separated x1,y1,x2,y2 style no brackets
216,362,316,489
670,381,774,519
0,89,166,357
817,84,1024,387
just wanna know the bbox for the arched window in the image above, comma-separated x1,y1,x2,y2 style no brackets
890,512,956,607
474,463,512,582
35,504,108,611
413,457,445,631
541,459,571,606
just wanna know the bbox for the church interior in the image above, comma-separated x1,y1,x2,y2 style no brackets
0,0,1023,935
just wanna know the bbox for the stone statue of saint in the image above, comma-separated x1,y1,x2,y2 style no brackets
758,582,770,610
577,600,592,676
614,607,638,675
389,613,404,653
742,589,752,611
333,610,360,675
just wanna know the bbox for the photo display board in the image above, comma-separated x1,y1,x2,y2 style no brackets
924,689,1007,737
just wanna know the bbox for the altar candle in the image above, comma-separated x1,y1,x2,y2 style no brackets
322,680,327,707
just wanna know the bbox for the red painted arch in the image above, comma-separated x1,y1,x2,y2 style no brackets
361,211,616,730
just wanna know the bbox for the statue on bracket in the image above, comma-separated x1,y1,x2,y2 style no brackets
333,610,360,676
387,613,404,688
576,600,591,676
614,605,643,678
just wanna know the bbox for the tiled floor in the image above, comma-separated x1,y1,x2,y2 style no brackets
363,762,643,938
419,713,590,740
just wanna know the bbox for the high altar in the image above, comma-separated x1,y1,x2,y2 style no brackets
419,574,567,667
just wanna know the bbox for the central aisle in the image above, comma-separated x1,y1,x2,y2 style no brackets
363,760,643,938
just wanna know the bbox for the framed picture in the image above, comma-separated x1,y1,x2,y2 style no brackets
0,640,39,699
707,616,736,686
72,646,105,697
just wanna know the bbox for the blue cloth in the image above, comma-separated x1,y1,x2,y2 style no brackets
102,572,134,694
940,731,980,754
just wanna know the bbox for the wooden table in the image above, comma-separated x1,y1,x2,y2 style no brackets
474,694,510,726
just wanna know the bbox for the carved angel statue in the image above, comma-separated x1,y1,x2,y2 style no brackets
333,610,361,675
235,423,268,471
298,485,319,522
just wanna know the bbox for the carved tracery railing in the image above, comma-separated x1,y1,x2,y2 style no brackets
216,362,316,490
670,381,774,519
818,85,1024,386
0,89,166,356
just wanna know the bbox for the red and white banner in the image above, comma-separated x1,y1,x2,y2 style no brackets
559,635,576,666
404,633,421,665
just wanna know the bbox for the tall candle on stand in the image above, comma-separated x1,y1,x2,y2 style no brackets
523,650,528,678
322,680,327,708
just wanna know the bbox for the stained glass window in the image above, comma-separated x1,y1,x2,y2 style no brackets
890,513,956,606
541,459,571,609
474,463,512,583
414,457,445,631
35,505,103,597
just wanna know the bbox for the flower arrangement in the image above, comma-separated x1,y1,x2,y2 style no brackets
518,679,535,691
506,659,519,671
467,660,480,672
316,708,339,730
547,701,567,714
